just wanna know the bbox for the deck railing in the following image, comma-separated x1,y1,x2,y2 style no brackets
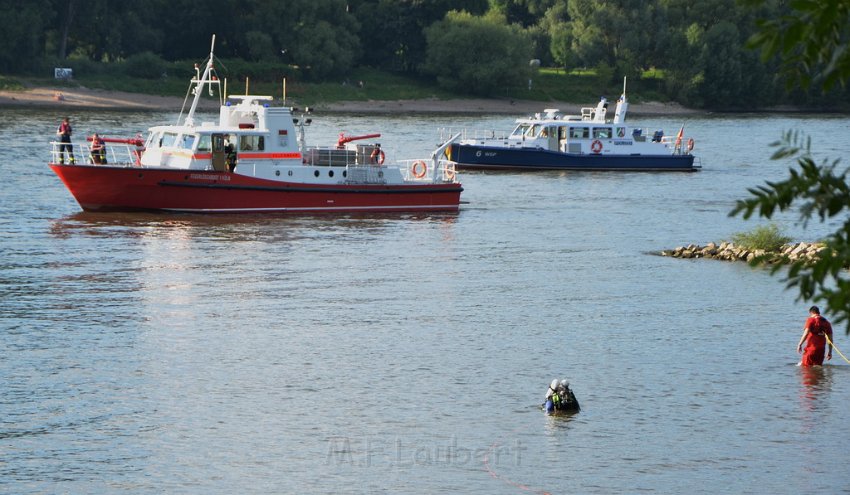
438,127,511,143
50,141,142,166
396,159,457,183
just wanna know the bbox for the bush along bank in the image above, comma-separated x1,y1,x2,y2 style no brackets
661,241,828,265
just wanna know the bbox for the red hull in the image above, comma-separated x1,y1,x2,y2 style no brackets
49,164,463,213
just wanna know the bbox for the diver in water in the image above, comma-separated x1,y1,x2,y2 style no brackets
544,378,580,414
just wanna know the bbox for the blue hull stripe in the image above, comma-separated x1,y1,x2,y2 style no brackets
451,144,697,172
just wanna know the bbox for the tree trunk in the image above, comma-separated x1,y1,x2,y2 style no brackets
58,0,76,60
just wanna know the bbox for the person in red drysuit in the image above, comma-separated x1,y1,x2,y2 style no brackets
797,305,833,366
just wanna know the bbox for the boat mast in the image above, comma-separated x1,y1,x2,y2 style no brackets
613,76,628,124
184,35,216,127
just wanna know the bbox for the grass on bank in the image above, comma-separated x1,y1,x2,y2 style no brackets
2,58,671,106
730,223,794,252
0,75,24,91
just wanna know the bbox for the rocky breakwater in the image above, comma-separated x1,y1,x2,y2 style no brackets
661,241,826,265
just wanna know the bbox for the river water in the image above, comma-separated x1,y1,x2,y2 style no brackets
1,107,849,494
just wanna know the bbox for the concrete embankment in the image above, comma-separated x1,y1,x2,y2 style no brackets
661,241,827,264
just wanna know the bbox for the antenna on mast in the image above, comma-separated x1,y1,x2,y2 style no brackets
183,34,217,127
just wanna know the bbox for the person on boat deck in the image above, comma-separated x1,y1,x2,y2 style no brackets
90,133,106,164
797,305,833,366
224,137,236,172
56,117,75,164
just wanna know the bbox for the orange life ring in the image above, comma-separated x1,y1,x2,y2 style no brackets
590,139,603,153
370,148,385,165
411,160,427,178
687,138,695,152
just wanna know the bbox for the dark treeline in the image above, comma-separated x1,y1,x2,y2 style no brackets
1,0,847,109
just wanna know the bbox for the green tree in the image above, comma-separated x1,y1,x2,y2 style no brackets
489,0,558,27
248,0,361,79
734,0,850,334
549,21,575,69
352,0,488,73
0,1,53,72
698,21,743,108
566,0,665,78
423,10,533,96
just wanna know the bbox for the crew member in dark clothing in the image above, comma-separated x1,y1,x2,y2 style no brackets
57,117,75,164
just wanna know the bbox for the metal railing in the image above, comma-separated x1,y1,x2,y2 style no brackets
438,127,511,143
50,141,141,166
396,159,458,183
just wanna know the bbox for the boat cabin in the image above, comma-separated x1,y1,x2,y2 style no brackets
140,95,301,172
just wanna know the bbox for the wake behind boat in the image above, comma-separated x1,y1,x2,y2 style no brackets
444,79,699,172
49,36,462,214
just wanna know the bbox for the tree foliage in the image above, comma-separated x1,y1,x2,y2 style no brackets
734,1,850,334
423,11,532,96
744,0,850,91
0,0,847,105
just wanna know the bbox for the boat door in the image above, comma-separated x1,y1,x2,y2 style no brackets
548,126,560,151
211,134,227,172
556,126,567,152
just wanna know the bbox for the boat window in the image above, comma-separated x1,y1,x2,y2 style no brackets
179,134,195,149
510,123,531,137
197,135,211,152
593,128,611,139
161,132,178,147
538,127,549,138
240,135,265,151
525,125,538,138
559,127,567,139
146,132,161,149
570,127,589,139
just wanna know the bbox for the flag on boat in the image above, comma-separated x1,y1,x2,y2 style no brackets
674,124,684,152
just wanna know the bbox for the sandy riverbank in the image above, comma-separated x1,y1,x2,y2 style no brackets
0,85,706,116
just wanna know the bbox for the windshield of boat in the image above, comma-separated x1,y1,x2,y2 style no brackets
197,135,211,152
179,134,195,149
510,123,533,138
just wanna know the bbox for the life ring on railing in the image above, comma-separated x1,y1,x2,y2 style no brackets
411,160,427,179
687,138,695,152
590,139,603,153
370,147,385,165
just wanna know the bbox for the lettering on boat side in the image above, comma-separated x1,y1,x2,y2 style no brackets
613,140,632,145
189,173,231,181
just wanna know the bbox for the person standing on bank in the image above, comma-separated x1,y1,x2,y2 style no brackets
797,305,833,366
56,117,75,164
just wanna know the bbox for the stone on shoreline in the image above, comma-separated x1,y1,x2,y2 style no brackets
661,241,831,266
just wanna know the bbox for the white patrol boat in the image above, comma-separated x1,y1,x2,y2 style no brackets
445,79,699,172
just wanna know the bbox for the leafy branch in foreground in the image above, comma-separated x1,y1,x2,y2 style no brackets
744,0,850,91
730,131,850,334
